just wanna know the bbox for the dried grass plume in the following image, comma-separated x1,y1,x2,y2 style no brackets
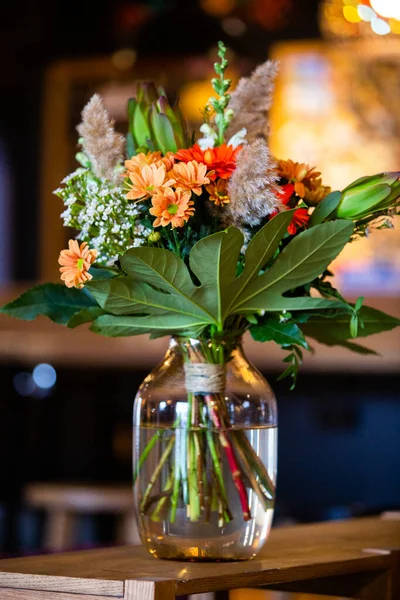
226,60,278,143
77,94,125,183
226,138,282,230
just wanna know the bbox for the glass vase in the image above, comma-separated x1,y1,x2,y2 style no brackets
133,336,277,561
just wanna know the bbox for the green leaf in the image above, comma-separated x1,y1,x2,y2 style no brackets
0,284,97,325
224,211,294,316
133,103,152,148
90,313,203,337
350,313,358,338
117,247,217,328
301,305,400,347
250,317,309,349
87,277,210,321
355,296,364,311
90,267,118,280
126,132,136,159
309,191,341,225
189,227,243,324
67,306,105,328
150,110,178,154
233,220,354,313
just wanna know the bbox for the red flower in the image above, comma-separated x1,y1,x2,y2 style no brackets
174,144,242,180
287,208,309,235
277,182,295,205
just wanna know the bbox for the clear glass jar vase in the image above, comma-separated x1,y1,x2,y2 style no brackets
133,336,277,561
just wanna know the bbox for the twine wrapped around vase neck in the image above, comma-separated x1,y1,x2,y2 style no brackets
184,363,226,394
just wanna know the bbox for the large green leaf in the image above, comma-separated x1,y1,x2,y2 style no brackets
302,305,400,345
0,284,97,325
189,227,244,324
87,277,211,321
108,246,218,326
233,220,353,313
90,313,204,337
223,211,294,316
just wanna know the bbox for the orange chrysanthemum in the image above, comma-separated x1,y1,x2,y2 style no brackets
170,160,210,196
277,159,321,198
150,188,194,228
304,180,331,206
160,151,176,171
58,240,98,289
125,151,162,172
125,151,176,174
126,163,175,201
206,179,230,206
174,144,241,180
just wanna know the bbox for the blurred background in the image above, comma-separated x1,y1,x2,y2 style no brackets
0,0,399,588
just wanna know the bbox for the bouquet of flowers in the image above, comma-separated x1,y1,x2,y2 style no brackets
3,43,400,538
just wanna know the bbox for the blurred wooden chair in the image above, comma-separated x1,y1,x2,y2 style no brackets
23,483,139,551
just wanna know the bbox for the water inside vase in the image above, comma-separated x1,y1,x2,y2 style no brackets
134,424,277,560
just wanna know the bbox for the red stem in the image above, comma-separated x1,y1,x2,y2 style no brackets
204,394,251,521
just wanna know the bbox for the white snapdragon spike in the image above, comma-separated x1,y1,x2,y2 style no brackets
197,123,218,150
54,169,151,266
227,128,247,148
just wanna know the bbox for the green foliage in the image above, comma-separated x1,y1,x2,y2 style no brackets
309,191,341,226
232,220,354,313
127,82,189,154
0,284,97,325
250,316,309,349
87,216,353,338
301,305,400,346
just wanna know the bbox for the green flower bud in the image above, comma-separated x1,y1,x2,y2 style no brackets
336,171,400,219
127,83,190,154
148,231,161,243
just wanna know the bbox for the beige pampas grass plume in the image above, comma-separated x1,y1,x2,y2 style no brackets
77,94,125,183
225,60,278,143
226,138,282,230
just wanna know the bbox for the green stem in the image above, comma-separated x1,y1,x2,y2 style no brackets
140,435,175,515
188,433,200,521
170,428,182,523
133,429,164,484
172,228,181,257
152,471,174,522
204,427,229,510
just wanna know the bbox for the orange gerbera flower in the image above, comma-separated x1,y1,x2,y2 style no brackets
126,163,175,201
150,188,194,228
170,160,210,196
58,240,98,289
277,159,321,198
125,151,162,172
175,144,241,180
206,179,230,206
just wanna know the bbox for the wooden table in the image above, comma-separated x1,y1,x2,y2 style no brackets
0,517,399,599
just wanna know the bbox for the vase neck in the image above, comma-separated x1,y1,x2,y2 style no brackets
169,336,243,364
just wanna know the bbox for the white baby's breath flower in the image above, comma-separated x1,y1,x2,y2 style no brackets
54,169,151,266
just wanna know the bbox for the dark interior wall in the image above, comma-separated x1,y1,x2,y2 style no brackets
0,0,321,280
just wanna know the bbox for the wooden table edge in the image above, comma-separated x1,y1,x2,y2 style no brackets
0,552,392,597
175,552,394,595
